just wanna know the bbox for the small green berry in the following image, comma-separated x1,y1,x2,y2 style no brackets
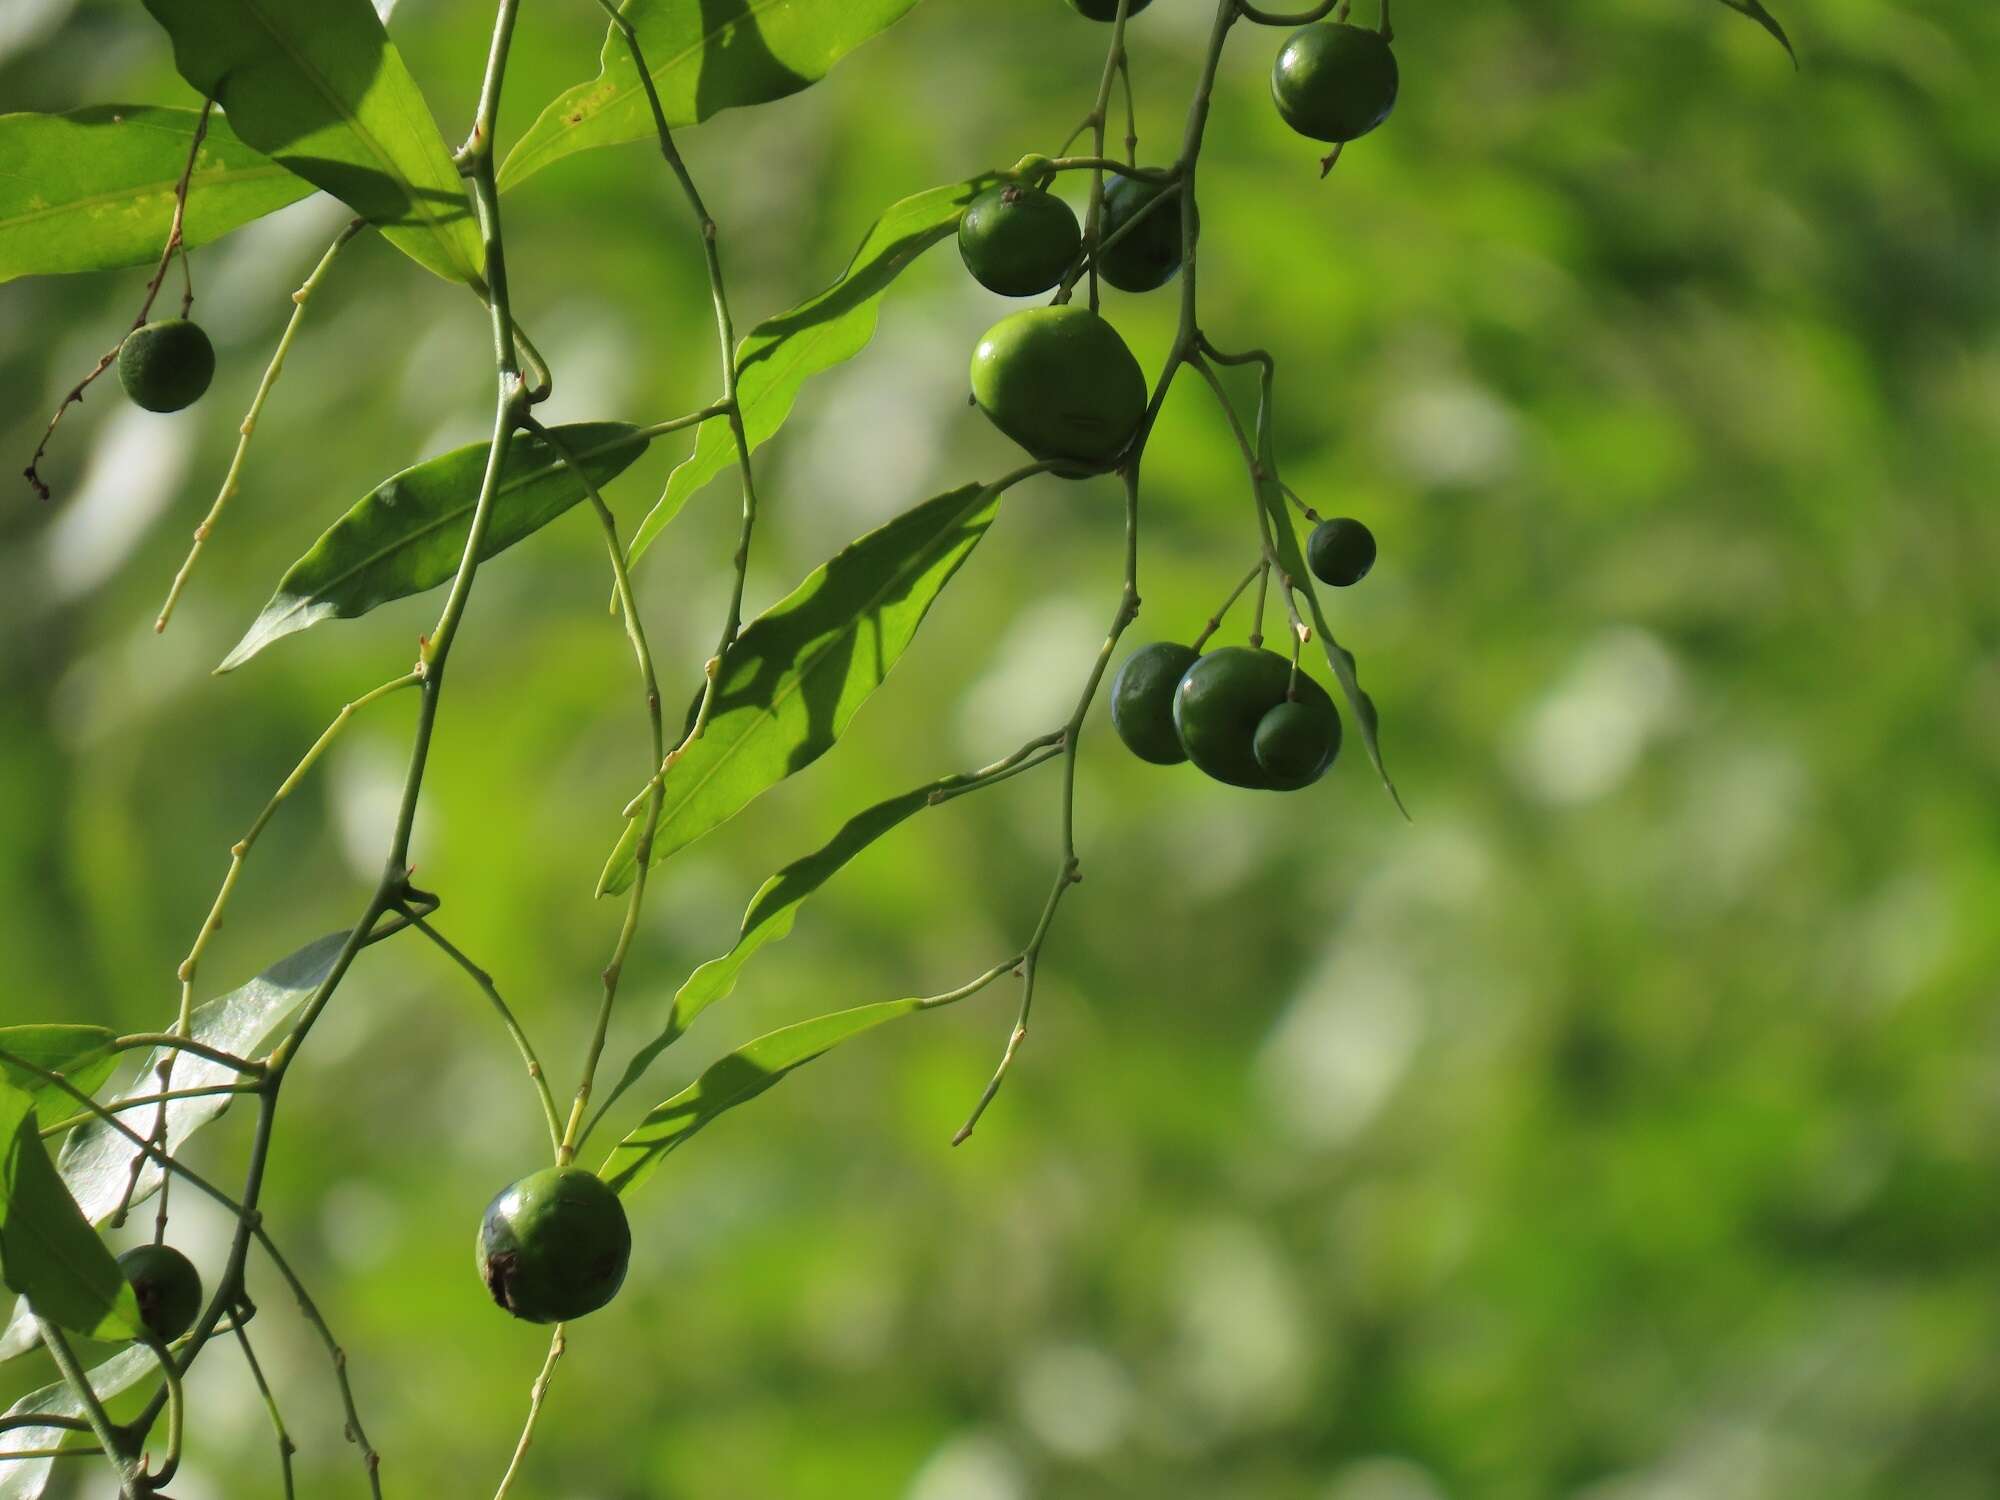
477,1166,631,1324
970,304,1147,469
1254,698,1343,789
1111,642,1201,765
1068,0,1153,19
117,318,215,413
1271,23,1400,145
959,185,1082,297
1307,517,1377,587
118,1244,203,1343
1096,172,1185,294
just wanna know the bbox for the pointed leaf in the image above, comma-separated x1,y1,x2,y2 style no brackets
500,0,926,192
0,931,347,1362
0,1083,142,1345
138,0,484,285
0,1028,119,1130
602,996,935,1196
219,422,650,672
0,1346,157,1500
598,778,945,1116
1716,0,1796,61
1254,408,1406,815
626,173,1004,568
599,478,1004,893
0,106,316,284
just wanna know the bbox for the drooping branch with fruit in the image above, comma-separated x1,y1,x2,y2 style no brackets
0,0,1792,1494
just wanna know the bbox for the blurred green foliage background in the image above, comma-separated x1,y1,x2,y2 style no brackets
5,0,2000,1496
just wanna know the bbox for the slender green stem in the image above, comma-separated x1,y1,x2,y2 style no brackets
33,1319,138,1499
231,1317,298,1500
1079,0,1136,312
37,1083,256,1139
0,1415,93,1437
155,217,367,632
1190,560,1267,650
408,914,563,1155
494,1326,566,1500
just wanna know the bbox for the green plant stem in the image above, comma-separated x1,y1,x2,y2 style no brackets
1079,0,1136,312
525,415,668,1162
407,914,563,1155
155,216,368,633
0,1415,93,1437
32,1318,138,1498
231,1317,297,1500
1190,560,1267,650
494,1326,565,1500
37,1083,257,1139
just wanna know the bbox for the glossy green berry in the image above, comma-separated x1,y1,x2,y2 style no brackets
1096,172,1185,294
1271,23,1400,144
1068,0,1153,19
1307,516,1377,587
477,1166,631,1325
1254,698,1343,789
970,304,1147,469
959,185,1082,297
116,318,215,413
1173,647,1340,790
119,1244,202,1343
1111,642,1200,765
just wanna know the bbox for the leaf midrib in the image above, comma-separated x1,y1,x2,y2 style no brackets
0,164,300,234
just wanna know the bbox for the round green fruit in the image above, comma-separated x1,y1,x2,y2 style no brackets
959,185,1082,297
970,304,1147,469
477,1166,631,1324
1173,647,1340,790
1068,0,1153,19
1271,23,1400,144
1096,172,1184,294
117,318,215,413
1254,698,1343,789
1307,516,1377,587
1111,642,1200,765
119,1244,202,1343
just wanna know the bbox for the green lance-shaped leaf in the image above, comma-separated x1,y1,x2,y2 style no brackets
602,996,937,1196
219,422,650,672
0,106,316,285
0,1083,143,1345
625,172,1006,569
1254,409,1406,815
499,0,926,192
1715,0,1796,62
599,478,1002,894
0,931,346,1363
0,1345,157,1500
0,1028,119,1132
597,777,951,1120
137,0,484,287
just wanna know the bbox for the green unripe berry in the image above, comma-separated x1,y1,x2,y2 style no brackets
1307,516,1377,587
970,304,1147,470
1173,647,1341,790
116,318,215,413
1068,0,1153,19
1096,172,1185,294
1271,24,1400,144
118,1244,202,1343
477,1166,631,1325
1253,698,1343,789
1111,642,1200,765
959,185,1082,297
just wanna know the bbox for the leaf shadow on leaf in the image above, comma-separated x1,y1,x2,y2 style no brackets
262,154,474,234
693,0,810,119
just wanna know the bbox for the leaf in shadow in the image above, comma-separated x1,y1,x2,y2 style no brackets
0,1028,119,1133
137,0,484,285
0,1345,157,1500
625,171,1005,568
219,422,650,672
599,479,1001,894
0,105,316,284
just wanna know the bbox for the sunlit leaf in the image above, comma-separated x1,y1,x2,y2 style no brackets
1715,0,1796,61
0,1027,119,1131
219,422,650,672
624,172,1005,568
500,0,926,192
0,1082,143,1345
602,996,938,1196
0,1345,157,1500
0,106,315,284
137,0,484,285
599,479,1006,893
